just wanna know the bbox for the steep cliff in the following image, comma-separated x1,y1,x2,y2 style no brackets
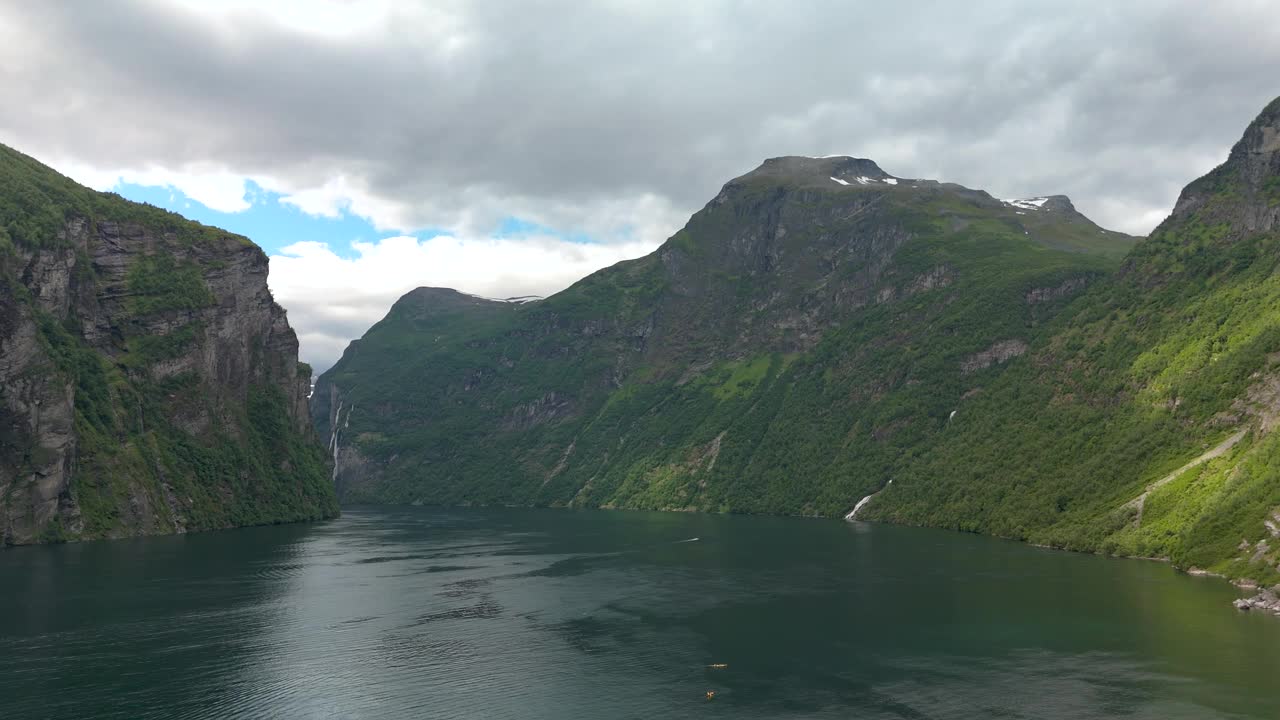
0,144,338,545
315,154,1134,516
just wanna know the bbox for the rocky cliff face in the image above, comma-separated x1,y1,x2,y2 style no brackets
0,144,337,544
1165,96,1280,235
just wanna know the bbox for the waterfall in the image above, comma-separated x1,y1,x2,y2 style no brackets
330,401,344,485
329,401,343,453
845,479,892,521
845,495,875,521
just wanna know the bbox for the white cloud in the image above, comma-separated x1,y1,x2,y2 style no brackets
268,234,658,372
275,180,350,219
46,159,124,193
125,168,252,213
168,0,395,37
167,0,469,51
47,159,254,213
269,174,422,231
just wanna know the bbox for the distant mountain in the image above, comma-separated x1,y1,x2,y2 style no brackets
314,152,1128,511
0,145,337,544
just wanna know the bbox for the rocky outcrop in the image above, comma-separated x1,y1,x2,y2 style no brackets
1234,587,1280,615
960,339,1028,374
906,265,954,295
1165,96,1280,236
506,391,576,430
1025,276,1089,304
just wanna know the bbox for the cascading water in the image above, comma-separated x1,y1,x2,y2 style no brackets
330,401,344,485
845,479,892,521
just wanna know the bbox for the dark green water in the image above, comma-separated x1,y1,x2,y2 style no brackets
1,508,1277,719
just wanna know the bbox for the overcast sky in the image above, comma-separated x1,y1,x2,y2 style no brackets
2,1,1277,371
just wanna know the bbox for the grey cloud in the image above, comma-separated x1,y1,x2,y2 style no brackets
2,0,1278,240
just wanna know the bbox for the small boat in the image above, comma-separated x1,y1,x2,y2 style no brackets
708,663,728,669
705,691,716,701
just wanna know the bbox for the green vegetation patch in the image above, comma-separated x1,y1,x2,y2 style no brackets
707,356,774,400
127,253,215,315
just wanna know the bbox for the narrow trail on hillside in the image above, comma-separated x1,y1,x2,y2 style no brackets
1124,429,1248,526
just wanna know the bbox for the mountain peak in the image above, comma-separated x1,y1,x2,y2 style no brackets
1230,95,1280,163
1000,194,1076,213
734,155,897,188
1165,94,1280,233
399,287,541,307
1221,95,1280,197
387,287,540,327
401,286,475,303
778,155,890,178
390,286,504,318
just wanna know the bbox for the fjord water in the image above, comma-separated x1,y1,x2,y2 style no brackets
1,509,1277,719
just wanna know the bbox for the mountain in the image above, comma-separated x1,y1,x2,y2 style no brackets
0,145,338,545
314,154,1134,510
318,97,1280,587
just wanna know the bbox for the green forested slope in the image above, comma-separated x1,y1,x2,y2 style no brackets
872,97,1280,584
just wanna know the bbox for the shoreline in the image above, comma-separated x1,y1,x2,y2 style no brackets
365,501,1280,616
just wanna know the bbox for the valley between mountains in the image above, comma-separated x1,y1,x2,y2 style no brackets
5,95,1280,603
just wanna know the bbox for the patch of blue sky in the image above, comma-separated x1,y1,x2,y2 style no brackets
112,180,412,257
494,216,601,245
112,181,602,256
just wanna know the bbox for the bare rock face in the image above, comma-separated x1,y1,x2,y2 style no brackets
1,145,336,544
960,339,1029,374
1025,276,1089,304
1165,96,1280,236
0,294,79,542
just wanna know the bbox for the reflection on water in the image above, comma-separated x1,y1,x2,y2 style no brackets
0,507,1277,719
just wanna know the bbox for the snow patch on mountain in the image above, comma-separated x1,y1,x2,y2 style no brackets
1004,197,1050,211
